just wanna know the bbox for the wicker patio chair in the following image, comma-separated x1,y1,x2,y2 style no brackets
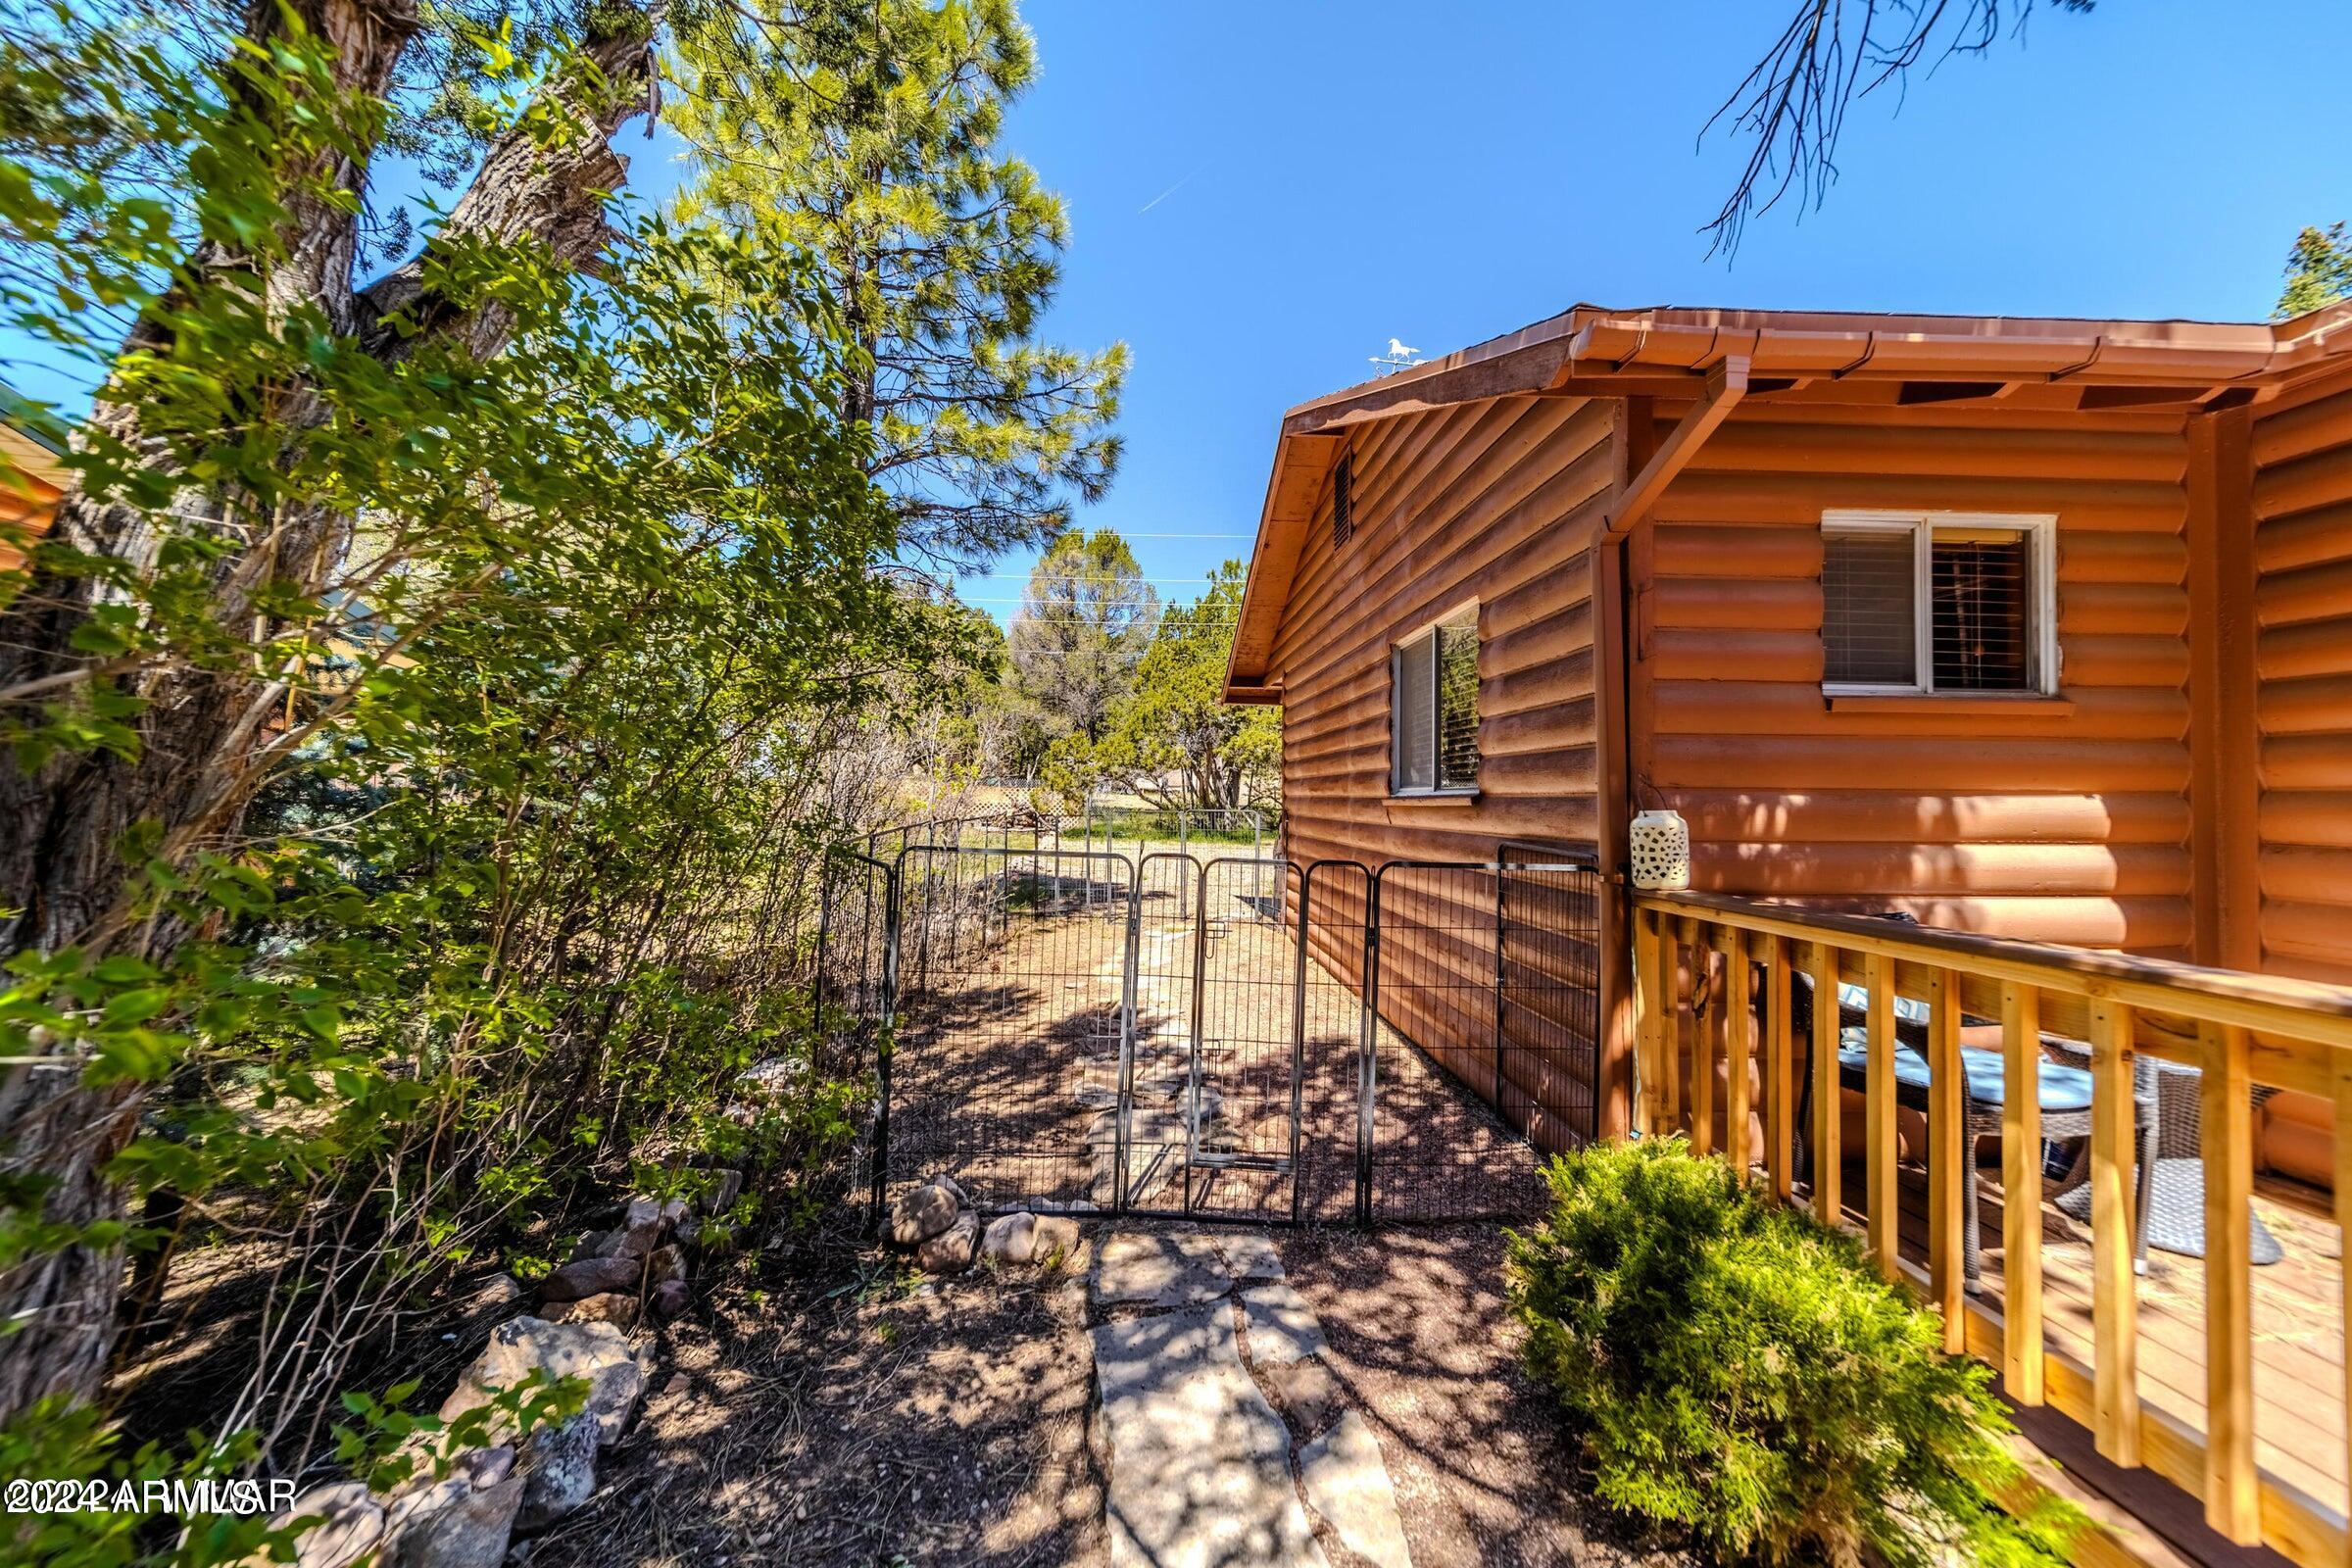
1783,968,2157,1292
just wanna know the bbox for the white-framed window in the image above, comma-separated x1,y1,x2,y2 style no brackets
1391,604,1480,794
1820,510,2058,696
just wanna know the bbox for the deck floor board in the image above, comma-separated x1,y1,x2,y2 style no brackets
1821,1155,2349,1518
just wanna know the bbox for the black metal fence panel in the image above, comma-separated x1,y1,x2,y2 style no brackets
884,846,1136,1214
822,825,1603,1230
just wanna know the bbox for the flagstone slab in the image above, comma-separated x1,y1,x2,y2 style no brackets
1298,1410,1413,1568
1217,1229,1286,1282
1239,1282,1324,1367
1091,1303,1327,1568
1092,1227,1233,1308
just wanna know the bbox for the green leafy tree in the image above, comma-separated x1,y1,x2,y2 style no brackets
668,0,1127,563
0,0,983,1442
2278,221,2352,318
1058,560,1278,809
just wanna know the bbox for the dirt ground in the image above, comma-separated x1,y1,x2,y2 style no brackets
532,1218,1696,1568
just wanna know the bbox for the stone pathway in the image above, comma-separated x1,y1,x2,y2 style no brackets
1090,1225,1414,1568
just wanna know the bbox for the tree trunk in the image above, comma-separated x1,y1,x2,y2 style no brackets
0,0,655,1425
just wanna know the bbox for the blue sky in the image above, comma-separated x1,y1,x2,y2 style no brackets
13,3,2348,627
948,0,2352,622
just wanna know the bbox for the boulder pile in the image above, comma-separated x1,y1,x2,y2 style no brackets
254,1170,740,1568
884,1174,1083,1275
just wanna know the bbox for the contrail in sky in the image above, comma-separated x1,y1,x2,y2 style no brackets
1139,166,1203,215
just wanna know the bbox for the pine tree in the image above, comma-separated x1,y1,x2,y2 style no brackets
1008,527,1155,755
668,0,1126,564
2278,222,2352,319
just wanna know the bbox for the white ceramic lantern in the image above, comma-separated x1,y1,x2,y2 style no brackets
1629,808,1690,891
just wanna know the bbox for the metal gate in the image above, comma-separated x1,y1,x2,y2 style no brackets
817,835,1602,1227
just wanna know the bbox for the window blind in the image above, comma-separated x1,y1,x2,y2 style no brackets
1394,637,1435,790
1822,530,1918,686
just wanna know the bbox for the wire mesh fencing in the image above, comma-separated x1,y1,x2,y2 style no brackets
882,845,1137,1213
823,828,1604,1228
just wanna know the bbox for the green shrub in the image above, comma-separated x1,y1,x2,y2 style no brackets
1506,1137,2081,1568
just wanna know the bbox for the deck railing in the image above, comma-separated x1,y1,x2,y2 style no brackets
1631,889,2352,1568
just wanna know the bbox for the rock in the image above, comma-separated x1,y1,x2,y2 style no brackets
268,1480,384,1568
702,1168,743,1214
649,1278,691,1324
567,1233,606,1263
538,1255,641,1302
386,1474,522,1568
933,1172,972,1206
915,1211,979,1273
596,1198,664,1260
1030,1215,1083,1265
887,1182,961,1248
980,1211,1037,1264
657,1196,690,1230
514,1414,598,1532
541,1292,639,1332
439,1317,644,1447
1266,1359,1342,1433
454,1446,514,1491
645,1244,687,1287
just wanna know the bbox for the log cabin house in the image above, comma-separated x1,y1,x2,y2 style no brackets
1224,301,2352,1564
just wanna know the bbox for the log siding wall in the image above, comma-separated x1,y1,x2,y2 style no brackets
1633,402,2196,956
1270,393,1616,1147
2253,367,2352,987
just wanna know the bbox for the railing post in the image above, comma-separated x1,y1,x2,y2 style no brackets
1865,953,1897,1279
1926,967,1966,1350
1809,941,1841,1229
2201,1020,2259,1542
1685,918,1714,1155
1764,934,1791,1202
2001,982,2044,1406
2090,998,2141,1468
1633,908,1662,1137
2335,1049,2352,1540
1722,926,1752,1180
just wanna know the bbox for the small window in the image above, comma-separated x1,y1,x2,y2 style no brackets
1332,455,1353,549
1821,512,2056,696
1392,606,1479,794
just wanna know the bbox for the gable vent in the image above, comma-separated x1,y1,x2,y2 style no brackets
1332,455,1354,549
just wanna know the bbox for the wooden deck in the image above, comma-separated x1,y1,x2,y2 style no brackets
1838,1154,2349,1522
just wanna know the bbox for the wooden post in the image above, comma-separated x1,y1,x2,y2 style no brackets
1865,954,1897,1279
2000,982,2044,1406
2200,1021,2258,1543
1810,940,1841,1228
2335,1053,2352,1537
1633,909,1662,1136
1686,918,1714,1155
1926,968,1967,1351
2090,999,2141,1468
1722,926,1752,1179
1663,924,1684,1132
1764,934,1792,1202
